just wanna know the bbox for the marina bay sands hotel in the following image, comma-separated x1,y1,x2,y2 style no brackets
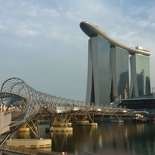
80,21,151,106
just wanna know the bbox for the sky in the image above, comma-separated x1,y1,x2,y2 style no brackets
1,0,155,101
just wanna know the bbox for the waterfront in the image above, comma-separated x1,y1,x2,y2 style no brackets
12,123,155,155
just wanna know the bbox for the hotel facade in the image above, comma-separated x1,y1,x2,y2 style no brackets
80,21,151,106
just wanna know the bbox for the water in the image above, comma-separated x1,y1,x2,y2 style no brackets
15,123,155,155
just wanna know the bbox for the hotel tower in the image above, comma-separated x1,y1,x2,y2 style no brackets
80,21,151,106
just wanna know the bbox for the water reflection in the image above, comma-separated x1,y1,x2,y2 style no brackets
13,123,155,155
51,132,73,152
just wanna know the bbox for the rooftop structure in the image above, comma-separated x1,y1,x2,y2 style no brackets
80,21,151,106
80,21,150,56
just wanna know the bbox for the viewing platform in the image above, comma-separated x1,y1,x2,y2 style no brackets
6,138,51,148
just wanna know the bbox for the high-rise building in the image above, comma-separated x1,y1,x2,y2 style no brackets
130,54,151,97
86,36,111,106
80,21,151,106
110,47,129,101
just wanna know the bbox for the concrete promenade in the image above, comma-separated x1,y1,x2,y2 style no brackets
0,145,72,155
0,138,72,155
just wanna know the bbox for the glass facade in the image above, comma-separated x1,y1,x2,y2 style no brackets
86,36,111,106
130,54,151,97
98,37,111,105
86,37,150,106
110,47,129,101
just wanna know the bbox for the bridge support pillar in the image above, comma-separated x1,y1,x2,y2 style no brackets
49,114,73,132
73,114,98,126
18,123,30,132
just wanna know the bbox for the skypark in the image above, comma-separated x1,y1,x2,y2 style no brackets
80,21,150,56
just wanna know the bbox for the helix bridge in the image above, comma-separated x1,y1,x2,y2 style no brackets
0,77,136,146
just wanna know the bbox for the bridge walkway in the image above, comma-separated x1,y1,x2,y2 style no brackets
0,77,136,147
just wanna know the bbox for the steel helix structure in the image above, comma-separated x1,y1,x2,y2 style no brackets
0,77,86,145
1,77,85,119
0,77,137,145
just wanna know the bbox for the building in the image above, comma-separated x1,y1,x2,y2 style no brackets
130,54,151,98
86,36,111,106
110,46,129,101
80,21,151,106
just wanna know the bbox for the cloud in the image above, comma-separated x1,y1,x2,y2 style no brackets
44,8,60,17
15,28,39,37
0,24,6,32
0,0,155,101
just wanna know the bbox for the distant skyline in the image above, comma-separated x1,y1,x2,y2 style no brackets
1,0,155,101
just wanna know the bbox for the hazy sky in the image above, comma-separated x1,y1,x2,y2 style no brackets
1,0,155,101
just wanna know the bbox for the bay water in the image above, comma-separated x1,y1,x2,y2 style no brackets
15,122,155,155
